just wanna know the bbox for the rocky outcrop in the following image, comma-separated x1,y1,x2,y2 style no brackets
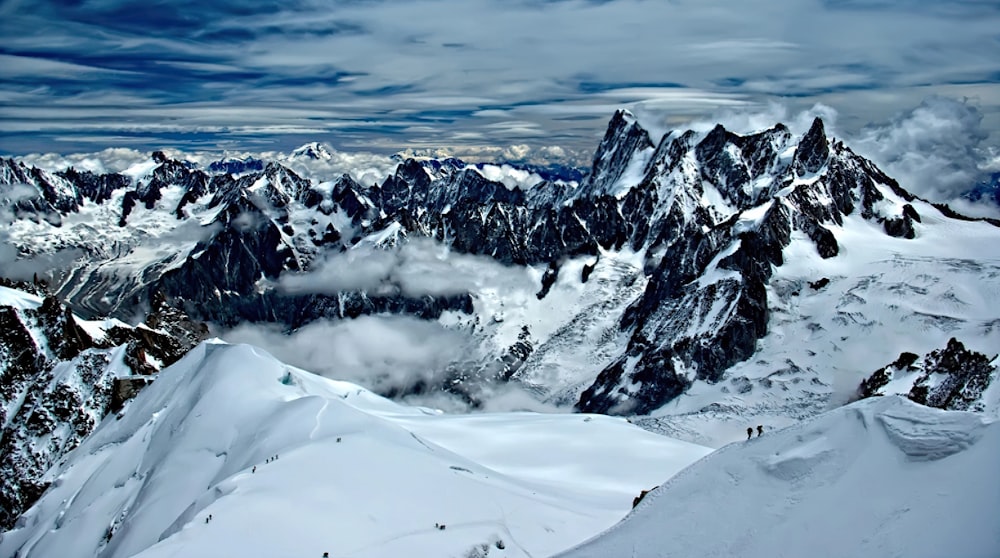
858,338,997,412
0,282,207,530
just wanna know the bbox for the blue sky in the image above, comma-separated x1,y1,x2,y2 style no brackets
1,0,999,162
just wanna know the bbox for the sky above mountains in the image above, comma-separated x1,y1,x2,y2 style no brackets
1,0,999,165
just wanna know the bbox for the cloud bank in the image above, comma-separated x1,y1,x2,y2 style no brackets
219,315,562,413
1,0,996,158
278,237,533,298
852,97,995,204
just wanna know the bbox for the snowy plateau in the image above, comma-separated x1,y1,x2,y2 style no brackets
2,109,1000,557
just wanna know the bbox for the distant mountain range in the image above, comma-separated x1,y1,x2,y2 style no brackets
2,111,999,423
2,110,999,557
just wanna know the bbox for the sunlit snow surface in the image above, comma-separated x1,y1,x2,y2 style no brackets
0,341,710,558
558,396,1000,558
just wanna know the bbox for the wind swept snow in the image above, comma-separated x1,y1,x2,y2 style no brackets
0,341,710,558
558,396,1000,558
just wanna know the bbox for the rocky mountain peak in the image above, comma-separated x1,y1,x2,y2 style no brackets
4,109,998,421
580,109,655,198
290,141,333,161
793,117,830,176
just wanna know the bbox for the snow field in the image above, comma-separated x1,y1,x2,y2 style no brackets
0,341,711,558
559,396,1000,558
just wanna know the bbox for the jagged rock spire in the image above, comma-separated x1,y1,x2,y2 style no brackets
793,117,830,176
581,109,654,197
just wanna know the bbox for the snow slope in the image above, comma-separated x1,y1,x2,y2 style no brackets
0,341,710,558
558,395,1000,558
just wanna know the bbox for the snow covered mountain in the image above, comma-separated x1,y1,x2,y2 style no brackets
0,340,711,558
2,341,995,558
0,281,207,530
3,111,1000,424
556,396,1000,558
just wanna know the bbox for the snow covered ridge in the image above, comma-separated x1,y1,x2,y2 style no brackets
3,110,1000,419
0,281,207,530
0,341,712,558
557,396,1000,558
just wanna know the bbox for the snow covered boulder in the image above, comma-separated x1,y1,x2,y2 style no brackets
556,396,1000,558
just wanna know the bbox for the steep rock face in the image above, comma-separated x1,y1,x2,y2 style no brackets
5,112,996,416
578,109,655,198
859,338,997,412
0,281,207,530
57,168,131,205
792,117,830,176
0,158,81,223
574,118,913,413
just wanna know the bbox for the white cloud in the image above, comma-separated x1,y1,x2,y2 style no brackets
397,144,590,166
20,148,150,174
4,0,997,157
219,315,476,396
278,237,533,298
474,164,545,190
852,96,992,202
638,100,839,140
217,314,566,413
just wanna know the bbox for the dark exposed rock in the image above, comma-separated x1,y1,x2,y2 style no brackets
633,486,658,508
58,168,130,205
858,352,920,399
111,376,154,411
0,157,79,223
883,214,916,239
793,118,830,176
808,277,830,291
537,261,560,299
580,109,654,197
858,338,995,412
0,286,206,529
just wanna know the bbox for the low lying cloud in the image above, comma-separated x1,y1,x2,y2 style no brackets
274,145,399,187
217,315,562,413
278,237,533,298
19,148,151,175
852,96,993,203
397,144,591,167
0,243,85,284
220,315,473,392
1,182,41,205
469,164,546,190
634,100,840,144
18,144,399,187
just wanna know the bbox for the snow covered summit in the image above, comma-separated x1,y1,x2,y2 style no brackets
0,341,710,558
